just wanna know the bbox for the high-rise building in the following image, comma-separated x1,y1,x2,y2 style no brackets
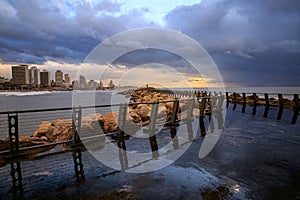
79,75,87,88
40,70,50,86
108,79,114,89
99,80,104,88
64,74,70,84
55,70,63,87
11,65,29,85
29,66,40,86
88,80,98,89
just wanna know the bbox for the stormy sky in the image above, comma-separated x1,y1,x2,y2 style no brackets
0,0,299,87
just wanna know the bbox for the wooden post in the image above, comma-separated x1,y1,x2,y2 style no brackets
242,93,246,113
216,93,224,112
117,140,128,171
199,97,207,137
147,102,159,159
226,92,229,108
199,116,206,137
169,100,179,126
291,94,299,124
170,127,179,149
252,93,257,115
263,93,270,118
199,97,207,117
186,99,195,121
149,102,159,133
233,92,237,110
277,94,284,120
211,95,217,112
117,103,127,135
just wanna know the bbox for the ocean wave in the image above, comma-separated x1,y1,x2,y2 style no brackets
0,91,53,96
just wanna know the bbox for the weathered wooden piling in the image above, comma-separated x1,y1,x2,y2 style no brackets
252,93,257,115
199,97,207,136
117,103,128,135
148,103,159,158
117,140,128,171
263,93,270,118
233,92,237,111
277,94,284,120
169,100,180,126
170,128,179,149
242,93,246,113
291,94,299,124
226,92,229,108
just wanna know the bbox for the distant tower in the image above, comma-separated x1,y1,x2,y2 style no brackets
99,80,103,88
79,75,87,88
40,69,50,86
55,70,63,87
29,66,40,86
108,79,114,89
64,74,70,84
11,65,29,85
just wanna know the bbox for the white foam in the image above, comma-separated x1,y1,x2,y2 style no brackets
0,91,52,96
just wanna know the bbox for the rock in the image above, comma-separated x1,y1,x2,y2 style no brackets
136,105,150,122
0,139,9,151
33,121,52,137
81,113,103,129
128,110,142,123
46,119,73,142
102,112,119,133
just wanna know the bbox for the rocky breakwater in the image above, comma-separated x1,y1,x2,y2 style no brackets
0,88,182,164
0,114,104,161
228,93,296,108
127,88,181,125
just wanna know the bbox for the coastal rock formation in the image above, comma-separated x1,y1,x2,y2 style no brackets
128,88,181,124
46,119,73,142
228,93,295,108
33,121,52,137
102,112,118,133
0,88,182,163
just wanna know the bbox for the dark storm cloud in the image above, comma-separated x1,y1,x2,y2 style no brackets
0,0,153,64
113,48,197,74
1,0,299,86
165,0,300,86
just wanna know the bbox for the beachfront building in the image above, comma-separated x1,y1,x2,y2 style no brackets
29,66,40,86
88,79,98,89
11,65,29,85
79,75,87,89
64,74,70,84
99,80,104,89
64,74,71,88
40,70,50,87
55,70,63,87
108,79,114,89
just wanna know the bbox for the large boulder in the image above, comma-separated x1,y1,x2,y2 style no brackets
102,112,119,133
33,121,52,137
46,119,73,142
136,104,150,122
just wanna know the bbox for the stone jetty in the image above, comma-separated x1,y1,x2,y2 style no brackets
0,88,182,155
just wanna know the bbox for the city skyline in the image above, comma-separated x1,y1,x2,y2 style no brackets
2,64,118,90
